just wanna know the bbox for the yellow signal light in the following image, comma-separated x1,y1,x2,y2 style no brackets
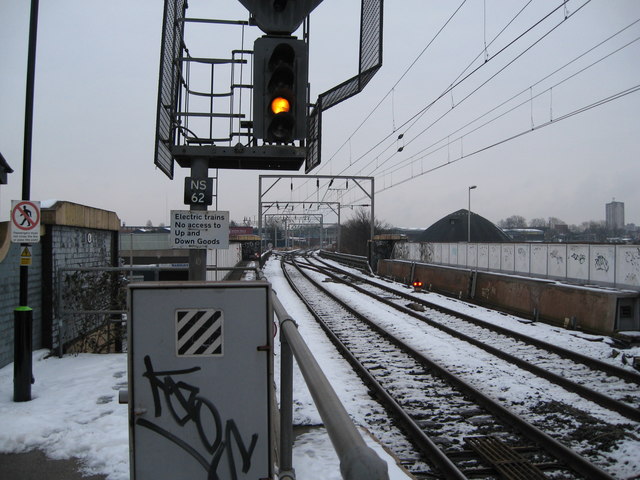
270,97,291,115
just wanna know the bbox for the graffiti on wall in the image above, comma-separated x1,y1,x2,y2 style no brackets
478,245,488,266
624,247,640,285
570,253,586,264
626,248,640,268
549,249,564,265
502,245,514,270
390,242,640,288
594,254,610,272
419,243,434,263
138,355,259,479
515,246,529,272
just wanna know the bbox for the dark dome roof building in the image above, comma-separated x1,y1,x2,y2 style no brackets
419,209,511,243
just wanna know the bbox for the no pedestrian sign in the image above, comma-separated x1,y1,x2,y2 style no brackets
170,210,229,249
11,200,41,244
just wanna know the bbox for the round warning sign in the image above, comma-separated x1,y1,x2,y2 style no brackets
11,200,41,244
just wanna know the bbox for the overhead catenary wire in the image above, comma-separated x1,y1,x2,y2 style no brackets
337,81,640,208
331,0,565,181
298,0,542,205
370,20,640,179
287,0,632,225
327,0,596,208
352,0,593,180
372,83,640,195
315,0,470,174
289,0,472,205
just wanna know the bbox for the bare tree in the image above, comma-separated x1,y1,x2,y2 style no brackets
339,208,389,256
498,215,527,229
529,218,547,228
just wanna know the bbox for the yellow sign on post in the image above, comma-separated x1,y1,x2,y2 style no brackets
20,246,32,266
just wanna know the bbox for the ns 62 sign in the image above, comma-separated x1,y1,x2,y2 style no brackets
184,177,213,206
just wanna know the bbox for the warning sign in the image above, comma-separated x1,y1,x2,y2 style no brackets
20,246,33,266
169,210,229,249
11,200,41,244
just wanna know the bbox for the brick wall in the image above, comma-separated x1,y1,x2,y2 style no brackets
43,225,117,354
0,233,43,368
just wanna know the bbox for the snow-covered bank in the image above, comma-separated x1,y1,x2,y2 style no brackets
2,255,638,479
0,256,413,480
0,349,411,480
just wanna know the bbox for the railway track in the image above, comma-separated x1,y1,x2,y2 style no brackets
306,254,640,422
276,252,631,479
272,253,638,478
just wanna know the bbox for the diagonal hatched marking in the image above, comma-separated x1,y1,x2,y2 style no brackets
176,309,223,356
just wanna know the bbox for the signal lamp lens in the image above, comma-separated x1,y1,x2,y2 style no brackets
271,97,291,115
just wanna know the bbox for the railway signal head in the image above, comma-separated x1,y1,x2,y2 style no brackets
237,0,323,35
412,279,423,291
253,36,308,144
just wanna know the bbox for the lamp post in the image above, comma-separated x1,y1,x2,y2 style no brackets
468,185,477,243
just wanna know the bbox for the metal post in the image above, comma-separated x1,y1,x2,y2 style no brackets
258,180,263,259
369,178,375,268
468,185,477,243
337,206,341,252
273,299,389,480
370,178,375,243
13,307,33,401
14,0,40,403
189,158,208,280
279,333,294,479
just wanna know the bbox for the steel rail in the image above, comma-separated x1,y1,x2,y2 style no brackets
306,257,640,421
287,256,615,480
316,254,640,385
281,257,468,480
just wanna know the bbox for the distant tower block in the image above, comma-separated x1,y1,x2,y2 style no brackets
605,199,624,231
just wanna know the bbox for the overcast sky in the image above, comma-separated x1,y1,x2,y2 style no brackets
1,0,639,229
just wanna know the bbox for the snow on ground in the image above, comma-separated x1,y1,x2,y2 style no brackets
0,351,410,480
1,255,639,479
308,259,640,477
0,256,411,480
336,261,640,371
0,351,129,479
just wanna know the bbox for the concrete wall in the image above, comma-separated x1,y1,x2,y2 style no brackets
207,243,242,280
392,241,640,290
377,259,636,335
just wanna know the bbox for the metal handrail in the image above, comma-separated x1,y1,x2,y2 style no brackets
271,290,389,480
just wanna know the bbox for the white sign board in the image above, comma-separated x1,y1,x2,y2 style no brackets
170,210,229,249
11,200,41,244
